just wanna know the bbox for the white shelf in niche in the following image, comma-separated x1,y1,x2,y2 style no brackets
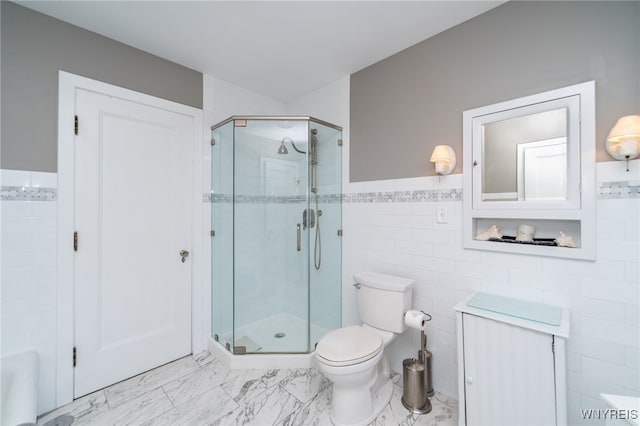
468,218,591,260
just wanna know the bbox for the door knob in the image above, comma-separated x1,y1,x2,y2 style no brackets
180,250,190,263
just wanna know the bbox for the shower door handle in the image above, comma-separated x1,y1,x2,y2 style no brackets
296,223,301,251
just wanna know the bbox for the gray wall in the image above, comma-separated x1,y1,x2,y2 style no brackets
1,2,203,172
350,1,640,182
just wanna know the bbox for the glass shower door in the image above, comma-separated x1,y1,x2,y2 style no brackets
308,121,342,350
211,121,234,351
232,119,310,353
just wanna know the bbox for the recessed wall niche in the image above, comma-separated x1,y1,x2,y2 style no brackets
463,81,596,260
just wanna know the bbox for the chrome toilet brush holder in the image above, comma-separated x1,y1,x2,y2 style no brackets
401,312,433,414
419,329,434,398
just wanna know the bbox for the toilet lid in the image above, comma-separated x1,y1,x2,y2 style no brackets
316,326,383,367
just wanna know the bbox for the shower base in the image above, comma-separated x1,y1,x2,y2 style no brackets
209,312,330,370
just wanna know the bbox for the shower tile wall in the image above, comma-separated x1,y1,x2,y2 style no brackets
1,169,58,414
340,161,639,426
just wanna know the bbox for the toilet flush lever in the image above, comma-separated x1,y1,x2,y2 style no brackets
180,250,190,263
353,282,361,289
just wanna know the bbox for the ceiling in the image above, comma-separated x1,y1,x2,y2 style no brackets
17,1,504,101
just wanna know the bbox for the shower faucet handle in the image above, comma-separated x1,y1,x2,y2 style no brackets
302,209,316,229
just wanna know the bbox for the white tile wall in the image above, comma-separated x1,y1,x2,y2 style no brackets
1,169,58,414
341,161,639,426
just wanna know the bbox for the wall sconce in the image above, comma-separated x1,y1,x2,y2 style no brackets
430,145,456,175
606,115,640,172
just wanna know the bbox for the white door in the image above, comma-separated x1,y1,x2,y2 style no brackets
73,88,193,397
517,138,567,201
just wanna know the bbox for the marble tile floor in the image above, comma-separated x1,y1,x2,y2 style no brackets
39,352,457,426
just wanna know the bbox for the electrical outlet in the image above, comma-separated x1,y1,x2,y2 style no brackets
436,206,448,224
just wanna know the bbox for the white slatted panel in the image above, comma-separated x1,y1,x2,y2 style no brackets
462,313,557,426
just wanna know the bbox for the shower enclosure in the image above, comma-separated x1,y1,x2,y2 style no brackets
210,116,342,354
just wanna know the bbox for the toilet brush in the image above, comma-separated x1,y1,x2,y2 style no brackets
418,329,434,397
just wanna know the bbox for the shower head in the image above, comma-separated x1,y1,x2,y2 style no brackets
278,137,290,155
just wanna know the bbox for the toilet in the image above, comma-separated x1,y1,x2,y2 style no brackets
315,271,414,426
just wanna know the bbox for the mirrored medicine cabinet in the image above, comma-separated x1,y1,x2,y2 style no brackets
463,81,596,260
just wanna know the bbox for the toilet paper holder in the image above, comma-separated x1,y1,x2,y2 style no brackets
404,310,432,330
419,310,432,322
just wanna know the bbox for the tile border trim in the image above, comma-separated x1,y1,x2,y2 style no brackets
598,181,640,199
204,188,463,203
205,181,639,203
1,186,57,201
342,188,463,203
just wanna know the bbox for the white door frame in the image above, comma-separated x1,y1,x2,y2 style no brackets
56,71,205,406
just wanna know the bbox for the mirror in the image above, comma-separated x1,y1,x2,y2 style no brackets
482,108,567,201
468,90,582,211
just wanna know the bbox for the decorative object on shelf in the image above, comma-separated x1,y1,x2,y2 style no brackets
489,236,558,246
475,224,502,241
606,115,640,172
430,145,456,175
515,224,536,242
555,232,577,248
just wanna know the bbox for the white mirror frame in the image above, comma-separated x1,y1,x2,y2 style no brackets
463,81,596,260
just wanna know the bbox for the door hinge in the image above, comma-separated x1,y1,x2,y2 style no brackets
74,115,78,135
337,229,343,236
73,231,78,251
210,230,215,237
337,139,343,146
210,138,216,146
551,338,555,354
73,346,77,367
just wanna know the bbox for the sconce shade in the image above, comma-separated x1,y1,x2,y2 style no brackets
430,145,452,162
430,145,456,175
606,115,640,161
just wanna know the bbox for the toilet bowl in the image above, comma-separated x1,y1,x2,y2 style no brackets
315,272,414,426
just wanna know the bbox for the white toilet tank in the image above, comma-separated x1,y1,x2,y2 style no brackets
354,272,414,333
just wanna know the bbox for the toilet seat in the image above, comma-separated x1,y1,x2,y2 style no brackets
316,325,383,367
